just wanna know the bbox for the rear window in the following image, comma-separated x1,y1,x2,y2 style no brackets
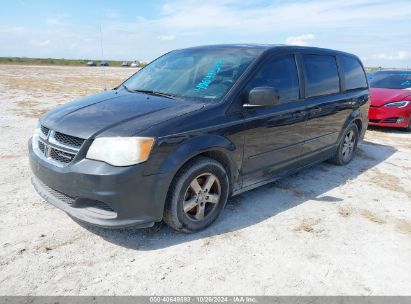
339,55,367,90
302,54,340,98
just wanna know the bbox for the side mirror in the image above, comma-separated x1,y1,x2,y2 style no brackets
244,86,280,108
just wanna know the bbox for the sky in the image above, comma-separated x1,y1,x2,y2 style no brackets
0,0,410,67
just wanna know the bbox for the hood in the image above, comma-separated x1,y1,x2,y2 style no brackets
41,90,204,139
370,88,411,107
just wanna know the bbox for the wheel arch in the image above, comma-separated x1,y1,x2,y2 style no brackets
338,109,365,143
353,118,363,134
157,135,240,197
162,151,233,232
187,150,236,193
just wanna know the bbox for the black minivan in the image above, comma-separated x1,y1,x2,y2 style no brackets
29,44,369,232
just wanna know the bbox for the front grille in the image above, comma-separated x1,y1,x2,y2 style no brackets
35,126,85,167
369,119,380,123
383,117,399,123
50,148,75,163
40,181,75,205
41,125,50,137
54,132,85,148
38,141,46,153
91,201,115,212
37,179,115,213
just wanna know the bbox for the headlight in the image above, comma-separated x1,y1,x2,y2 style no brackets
384,101,410,108
86,137,155,166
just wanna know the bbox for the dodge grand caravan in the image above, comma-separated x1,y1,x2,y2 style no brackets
29,45,369,232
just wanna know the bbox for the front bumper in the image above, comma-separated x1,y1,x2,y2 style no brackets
368,106,410,128
29,139,172,228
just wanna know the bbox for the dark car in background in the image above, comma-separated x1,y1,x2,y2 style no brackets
368,70,411,130
100,61,109,66
29,45,369,232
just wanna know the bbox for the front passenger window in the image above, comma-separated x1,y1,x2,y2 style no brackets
246,55,300,103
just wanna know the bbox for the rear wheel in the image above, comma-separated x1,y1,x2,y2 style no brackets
329,123,359,165
164,157,229,233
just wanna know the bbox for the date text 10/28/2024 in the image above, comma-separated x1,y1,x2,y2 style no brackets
149,296,257,303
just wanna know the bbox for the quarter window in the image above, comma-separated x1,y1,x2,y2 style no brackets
246,55,300,103
302,54,340,98
339,55,367,90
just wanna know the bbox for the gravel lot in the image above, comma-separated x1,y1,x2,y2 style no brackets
0,65,410,296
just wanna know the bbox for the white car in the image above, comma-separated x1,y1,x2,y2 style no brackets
130,61,140,67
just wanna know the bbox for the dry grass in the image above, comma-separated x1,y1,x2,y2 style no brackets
11,99,51,118
360,209,386,224
369,169,411,200
4,75,123,96
0,65,135,119
396,219,411,235
293,218,321,233
338,206,353,217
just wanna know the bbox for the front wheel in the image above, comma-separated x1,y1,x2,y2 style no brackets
164,157,229,233
329,123,359,165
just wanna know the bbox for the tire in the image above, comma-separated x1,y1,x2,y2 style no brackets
163,156,229,233
329,123,359,166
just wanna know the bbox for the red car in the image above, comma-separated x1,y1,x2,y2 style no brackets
368,70,411,131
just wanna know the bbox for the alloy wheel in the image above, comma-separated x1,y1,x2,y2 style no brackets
342,130,356,162
183,173,221,221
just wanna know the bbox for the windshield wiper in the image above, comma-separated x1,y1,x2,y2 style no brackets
131,89,179,100
120,84,133,92
121,85,178,100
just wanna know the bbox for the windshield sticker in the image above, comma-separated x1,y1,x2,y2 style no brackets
194,60,224,92
401,80,411,87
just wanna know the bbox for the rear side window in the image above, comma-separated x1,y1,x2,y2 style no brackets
339,55,368,90
246,54,299,103
302,54,340,98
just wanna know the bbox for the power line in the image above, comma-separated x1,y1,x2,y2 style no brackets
99,22,107,90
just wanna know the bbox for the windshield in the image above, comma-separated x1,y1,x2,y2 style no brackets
369,71,411,89
120,48,264,102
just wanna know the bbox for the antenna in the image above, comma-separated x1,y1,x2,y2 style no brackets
99,22,107,90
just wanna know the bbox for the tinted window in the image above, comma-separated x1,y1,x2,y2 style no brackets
302,55,340,98
247,54,299,103
340,55,367,90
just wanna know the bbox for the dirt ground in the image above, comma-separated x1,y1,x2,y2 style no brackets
0,65,410,296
